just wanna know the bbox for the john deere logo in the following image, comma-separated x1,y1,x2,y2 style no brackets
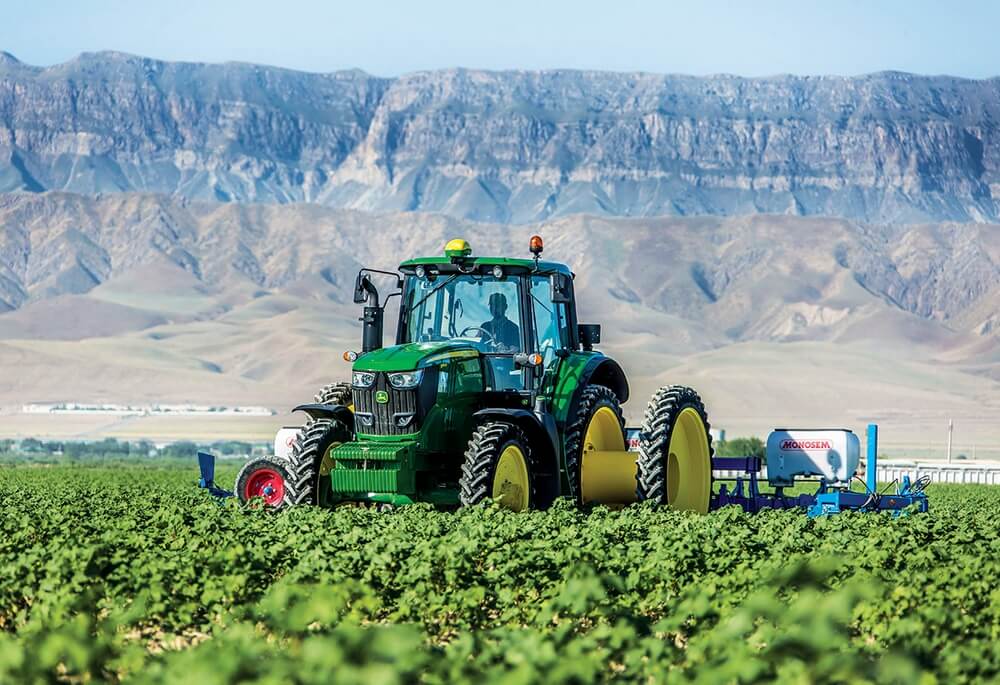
375,390,389,404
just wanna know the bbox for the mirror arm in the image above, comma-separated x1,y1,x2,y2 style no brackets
361,275,380,308
355,268,404,304
361,267,404,284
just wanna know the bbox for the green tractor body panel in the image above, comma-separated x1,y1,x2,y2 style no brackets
546,351,601,426
353,341,479,372
330,340,487,506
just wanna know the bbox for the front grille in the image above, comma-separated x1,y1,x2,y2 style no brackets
352,373,418,436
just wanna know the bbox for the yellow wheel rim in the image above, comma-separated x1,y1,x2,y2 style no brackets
666,407,712,513
579,406,637,504
319,442,341,477
584,407,625,453
316,441,341,506
492,444,530,511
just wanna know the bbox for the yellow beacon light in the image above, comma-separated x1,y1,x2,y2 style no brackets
445,238,472,260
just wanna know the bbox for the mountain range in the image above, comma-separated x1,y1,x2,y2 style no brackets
1,51,999,224
0,52,997,453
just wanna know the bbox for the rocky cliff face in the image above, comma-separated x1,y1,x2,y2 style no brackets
0,193,996,426
1,192,996,341
1,52,999,223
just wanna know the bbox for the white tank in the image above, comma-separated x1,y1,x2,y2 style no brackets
765,429,860,488
274,427,301,460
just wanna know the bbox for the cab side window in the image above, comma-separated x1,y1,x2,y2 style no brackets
530,275,568,366
454,358,484,394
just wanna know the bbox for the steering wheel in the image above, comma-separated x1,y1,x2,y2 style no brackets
460,326,496,346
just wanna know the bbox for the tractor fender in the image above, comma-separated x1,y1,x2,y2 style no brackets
561,356,630,432
578,356,629,404
472,408,561,507
292,403,354,429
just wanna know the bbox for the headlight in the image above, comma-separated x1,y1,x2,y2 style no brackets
352,371,376,388
387,370,423,389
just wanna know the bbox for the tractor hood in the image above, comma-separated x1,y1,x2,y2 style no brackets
353,341,480,372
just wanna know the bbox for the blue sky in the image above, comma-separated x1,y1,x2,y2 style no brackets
2,0,997,77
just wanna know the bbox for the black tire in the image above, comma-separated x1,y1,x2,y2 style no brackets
563,385,626,502
635,385,714,507
314,381,352,405
286,416,353,506
236,456,295,508
460,422,535,510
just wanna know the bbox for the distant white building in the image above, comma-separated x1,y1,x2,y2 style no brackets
21,403,275,417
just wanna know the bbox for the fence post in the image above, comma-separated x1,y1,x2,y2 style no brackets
947,419,953,464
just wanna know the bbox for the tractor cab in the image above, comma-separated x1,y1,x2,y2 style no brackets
395,240,578,394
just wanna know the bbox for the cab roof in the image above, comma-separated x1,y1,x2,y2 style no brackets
399,256,573,275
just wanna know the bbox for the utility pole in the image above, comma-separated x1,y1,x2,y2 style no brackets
947,419,954,464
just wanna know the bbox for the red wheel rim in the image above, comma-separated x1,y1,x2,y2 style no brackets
244,468,285,506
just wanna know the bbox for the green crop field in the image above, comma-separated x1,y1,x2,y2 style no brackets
2,464,998,683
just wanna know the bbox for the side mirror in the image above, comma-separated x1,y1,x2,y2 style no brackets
551,273,572,303
353,273,367,304
578,324,601,351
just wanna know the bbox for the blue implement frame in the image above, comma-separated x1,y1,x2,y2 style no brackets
197,452,234,499
712,424,929,517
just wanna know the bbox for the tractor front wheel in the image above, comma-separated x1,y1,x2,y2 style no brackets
460,422,534,511
286,417,353,507
635,385,713,512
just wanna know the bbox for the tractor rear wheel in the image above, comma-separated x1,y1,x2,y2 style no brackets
236,456,294,508
564,385,627,503
314,381,352,406
286,417,353,507
460,422,534,511
635,385,713,512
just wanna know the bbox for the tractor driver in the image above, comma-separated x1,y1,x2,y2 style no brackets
481,292,520,351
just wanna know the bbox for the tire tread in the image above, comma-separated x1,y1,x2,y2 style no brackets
459,422,534,507
635,385,713,504
563,384,626,501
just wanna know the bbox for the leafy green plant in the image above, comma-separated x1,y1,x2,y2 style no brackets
0,465,995,682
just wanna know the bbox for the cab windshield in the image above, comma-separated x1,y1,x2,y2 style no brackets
402,273,523,353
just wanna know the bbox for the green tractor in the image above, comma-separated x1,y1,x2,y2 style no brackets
230,236,714,512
